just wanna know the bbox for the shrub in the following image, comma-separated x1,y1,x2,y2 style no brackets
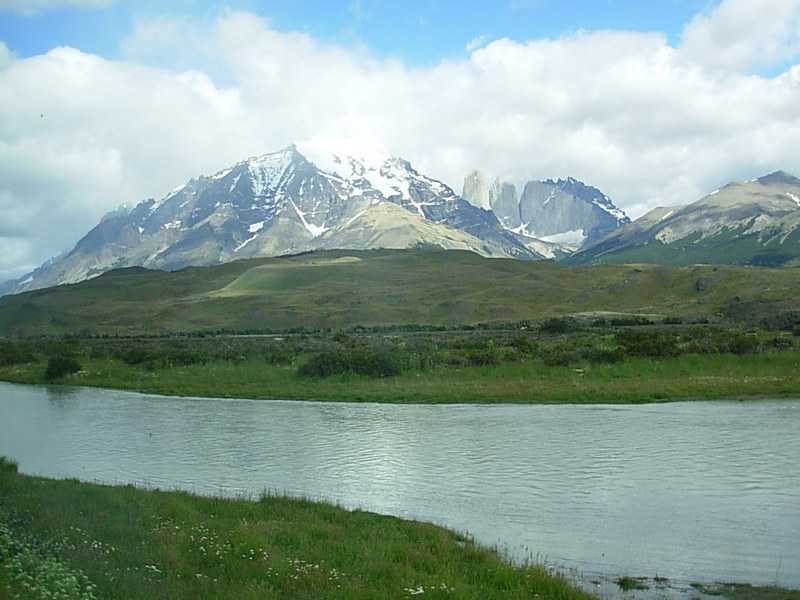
0,341,36,366
298,347,405,379
298,351,349,378
509,335,535,355
724,333,761,355
587,348,625,364
615,329,679,357
44,355,82,380
465,349,501,367
358,348,404,377
769,336,793,350
117,346,152,366
541,347,582,367
539,317,582,334
609,317,654,327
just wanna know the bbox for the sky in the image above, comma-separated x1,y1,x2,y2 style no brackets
1,0,800,282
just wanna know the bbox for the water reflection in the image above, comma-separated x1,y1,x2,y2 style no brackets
45,384,82,405
0,382,798,591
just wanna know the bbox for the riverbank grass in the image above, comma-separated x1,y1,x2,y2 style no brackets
2,351,798,403
0,460,598,600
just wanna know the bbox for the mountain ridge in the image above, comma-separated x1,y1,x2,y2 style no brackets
4,144,797,297
566,170,800,268
2,146,549,295
2,144,631,296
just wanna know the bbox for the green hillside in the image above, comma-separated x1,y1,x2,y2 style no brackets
567,225,800,268
1,249,799,336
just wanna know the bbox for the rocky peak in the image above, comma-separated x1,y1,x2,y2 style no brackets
756,170,800,187
462,170,491,210
461,171,628,249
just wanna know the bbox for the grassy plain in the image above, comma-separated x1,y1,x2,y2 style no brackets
1,327,798,403
0,458,597,600
2,249,800,336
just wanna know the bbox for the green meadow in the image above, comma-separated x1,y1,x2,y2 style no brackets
1,249,799,336
0,458,597,600
1,249,798,403
1,323,798,403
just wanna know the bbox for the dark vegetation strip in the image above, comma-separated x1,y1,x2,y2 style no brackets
1,318,799,402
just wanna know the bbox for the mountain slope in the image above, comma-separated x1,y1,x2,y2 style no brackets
2,146,540,295
566,171,800,267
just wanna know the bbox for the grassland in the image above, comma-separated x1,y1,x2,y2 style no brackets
1,249,799,336
0,457,598,600
0,248,798,403
1,323,798,403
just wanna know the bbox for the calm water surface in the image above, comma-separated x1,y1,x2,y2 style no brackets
0,382,798,591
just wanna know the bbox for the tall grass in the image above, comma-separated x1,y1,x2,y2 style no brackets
1,346,798,404
0,463,597,600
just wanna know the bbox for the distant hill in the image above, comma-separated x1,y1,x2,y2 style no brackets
1,249,798,336
566,171,800,267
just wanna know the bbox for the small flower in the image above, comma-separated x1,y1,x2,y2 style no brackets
404,585,425,595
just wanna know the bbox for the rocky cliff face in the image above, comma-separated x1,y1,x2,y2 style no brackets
2,146,542,295
461,171,630,249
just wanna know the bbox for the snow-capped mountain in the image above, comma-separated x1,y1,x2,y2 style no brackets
566,171,800,267
2,145,544,295
462,171,630,251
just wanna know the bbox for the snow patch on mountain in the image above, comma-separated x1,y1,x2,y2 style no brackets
541,229,586,247
296,135,390,178
245,148,298,202
290,200,328,237
593,196,628,221
364,166,411,200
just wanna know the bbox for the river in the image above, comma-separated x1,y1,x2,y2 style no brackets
0,382,798,595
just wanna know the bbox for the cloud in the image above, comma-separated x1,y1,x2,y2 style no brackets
0,0,114,16
1,3,800,282
466,34,493,53
679,0,800,72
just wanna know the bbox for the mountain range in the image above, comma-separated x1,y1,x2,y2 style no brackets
566,170,800,267
0,145,628,295
2,141,799,297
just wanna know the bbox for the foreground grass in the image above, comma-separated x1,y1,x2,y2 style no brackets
0,458,596,600
2,351,799,404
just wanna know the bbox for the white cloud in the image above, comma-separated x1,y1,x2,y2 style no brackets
466,34,493,53
679,0,800,72
1,4,800,282
0,0,114,16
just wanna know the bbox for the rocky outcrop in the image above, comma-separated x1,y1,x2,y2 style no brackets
462,171,629,250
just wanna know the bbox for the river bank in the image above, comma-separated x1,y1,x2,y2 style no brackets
0,458,597,600
1,328,799,403
2,460,798,600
